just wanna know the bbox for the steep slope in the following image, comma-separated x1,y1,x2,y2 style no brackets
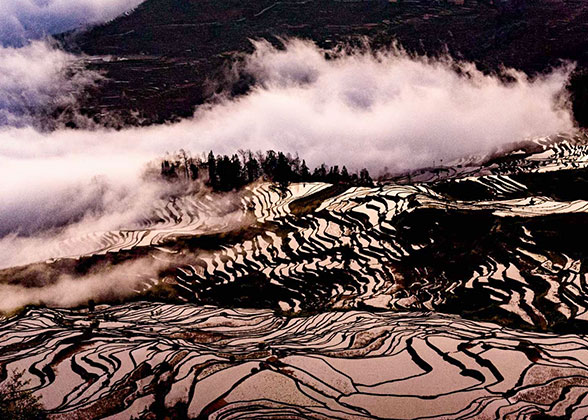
3,134,588,333
65,0,588,126
3,135,588,418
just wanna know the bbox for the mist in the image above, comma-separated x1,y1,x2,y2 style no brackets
0,0,145,47
0,38,578,277
0,40,101,127
0,256,166,313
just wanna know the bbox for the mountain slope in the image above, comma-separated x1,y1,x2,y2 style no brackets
65,0,588,126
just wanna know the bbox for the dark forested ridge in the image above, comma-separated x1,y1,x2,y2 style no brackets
160,150,373,191
63,0,588,127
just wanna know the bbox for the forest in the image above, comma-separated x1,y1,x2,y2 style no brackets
160,150,373,191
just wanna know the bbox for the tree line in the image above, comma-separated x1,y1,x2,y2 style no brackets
160,150,373,191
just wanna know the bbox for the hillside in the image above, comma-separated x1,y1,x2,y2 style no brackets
66,0,588,126
4,134,588,417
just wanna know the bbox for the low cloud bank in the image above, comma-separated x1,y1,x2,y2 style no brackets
0,176,248,269
0,41,100,127
0,256,165,313
0,0,145,47
0,39,578,279
0,175,173,268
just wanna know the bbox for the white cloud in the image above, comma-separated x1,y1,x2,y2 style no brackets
0,40,100,126
0,39,577,274
0,0,145,46
0,256,166,312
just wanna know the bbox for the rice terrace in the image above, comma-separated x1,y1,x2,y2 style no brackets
3,0,588,419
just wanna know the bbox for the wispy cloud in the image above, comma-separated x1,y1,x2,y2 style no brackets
0,39,577,279
0,0,145,47
0,40,100,127
0,256,166,312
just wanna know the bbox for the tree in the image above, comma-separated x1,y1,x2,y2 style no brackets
229,154,244,188
341,166,350,183
328,165,340,183
263,150,278,179
300,160,310,181
216,155,232,190
161,160,177,179
290,153,301,180
245,152,261,183
359,168,373,186
275,152,292,188
159,149,376,191
313,163,328,180
189,162,199,180
207,151,217,187
0,370,46,420
179,149,191,180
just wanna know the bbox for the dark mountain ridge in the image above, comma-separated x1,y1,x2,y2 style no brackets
62,0,588,127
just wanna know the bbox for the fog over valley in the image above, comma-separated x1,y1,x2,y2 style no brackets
0,40,576,249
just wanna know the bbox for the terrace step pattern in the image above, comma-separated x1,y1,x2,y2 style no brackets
3,303,588,419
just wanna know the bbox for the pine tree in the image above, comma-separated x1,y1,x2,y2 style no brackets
207,151,217,187
245,152,261,183
341,166,350,183
300,160,310,181
359,168,372,186
275,152,292,188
